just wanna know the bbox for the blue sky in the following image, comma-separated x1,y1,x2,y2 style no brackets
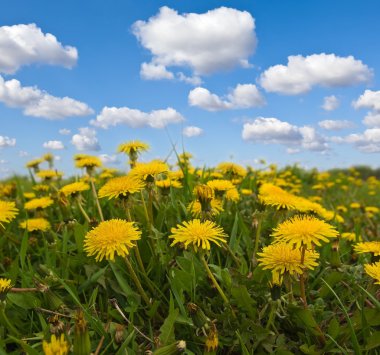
1,0,380,177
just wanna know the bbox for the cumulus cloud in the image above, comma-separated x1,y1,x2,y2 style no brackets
322,95,340,111
0,23,77,74
183,126,203,137
344,128,380,153
259,53,372,95
0,76,93,119
177,72,202,86
189,84,265,111
71,127,100,151
133,6,256,79
43,140,64,150
59,128,71,135
353,90,380,127
140,62,174,80
0,136,16,148
242,117,328,152
363,112,380,127
99,154,120,165
91,106,184,129
318,120,353,130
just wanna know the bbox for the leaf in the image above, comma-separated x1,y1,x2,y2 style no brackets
327,317,340,339
231,285,256,319
159,308,179,346
7,293,40,309
365,331,380,350
288,305,322,338
319,271,343,298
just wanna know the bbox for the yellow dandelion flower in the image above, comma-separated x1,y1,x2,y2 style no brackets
0,200,18,227
257,243,319,284
366,206,379,214
26,158,43,169
42,334,69,355
74,153,91,161
272,215,339,249
20,218,51,232
194,184,214,202
156,179,182,189
37,170,63,181
99,168,118,179
169,219,227,251
98,175,144,200
258,183,298,210
117,140,149,154
341,232,361,242
225,187,240,202
75,156,102,169
0,183,16,198
241,189,253,195
60,182,90,197
24,197,54,210
364,262,380,284
33,184,50,192
130,161,168,181
217,162,246,177
42,153,54,162
210,172,224,179
205,325,219,352
168,170,184,180
350,202,361,209
188,199,224,217
0,278,12,294
354,241,380,256
84,219,141,262
207,179,235,192
23,192,36,199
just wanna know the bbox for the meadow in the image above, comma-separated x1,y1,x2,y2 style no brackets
0,141,379,354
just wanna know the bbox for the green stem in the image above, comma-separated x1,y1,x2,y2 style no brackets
265,301,277,330
140,191,150,227
252,218,262,267
0,304,19,336
90,178,104,222
299,244,307,308
76,197,91,224
200,254,236,318
124,257,151,306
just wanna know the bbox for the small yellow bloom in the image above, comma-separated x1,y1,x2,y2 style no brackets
37,170,63,181
156,179,182,189
217,162,246,178
60,182,90,197
0,278,12,294
75,156,102,169
117,140,149,155
0,200,18,227
84,219,141,262
130,161,168,181
23,192,36,199
187,199,223,217
354,241,380,256
170,219,227,251
364,262,380,284
26,158,43,169
98,175,144,200
20,218,51,232
272,215,339,249
24,197,54,210
42,334,69,355
350,202,361,209
341,232,361,242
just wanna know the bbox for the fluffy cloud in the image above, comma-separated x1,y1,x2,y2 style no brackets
59,128,71,135
322,95,340,111
71,127,100,151
0,136,16,148
353,90,380,111
43,140,64,150
133,7,256,79
140,62,174,80
259,53,372,95
0,23,77,74
0,76,93,119
91,106,184,129
344,128,380,153
242,117,328,152
318,120,353,130
183,126,203,137
353,90,380,127
99,154,120,165
188,84,265,111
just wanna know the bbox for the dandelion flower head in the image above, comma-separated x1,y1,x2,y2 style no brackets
364,262,380,284
0,200,18,227
42,334,69,355
98,175,145,200
354,241,380,256
20,218,51,232
24,197,54,210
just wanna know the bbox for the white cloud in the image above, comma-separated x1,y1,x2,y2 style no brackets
322,95,340,111
0,76,93,119
59,128,71,135
188,84,265,111
71,127,100,151
0,23,77,74
0,136,16,148
177,72,202,86
19,150,29,157
140,62,174,80
91,106,184,129
363,112,380,127
43,140,64,150
353,90,380,112
99,154,120,165
133,7,256,78
259,53,372,95
183,126,203,137
242,117,328,152
318,120,353,130
344,128,380,153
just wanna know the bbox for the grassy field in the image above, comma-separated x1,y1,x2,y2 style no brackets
0,142,380,354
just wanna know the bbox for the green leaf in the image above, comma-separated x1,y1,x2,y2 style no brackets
231,285,256,319
319,271,343,298
159,308,179,346
365,331,380,350
327,317,340,339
